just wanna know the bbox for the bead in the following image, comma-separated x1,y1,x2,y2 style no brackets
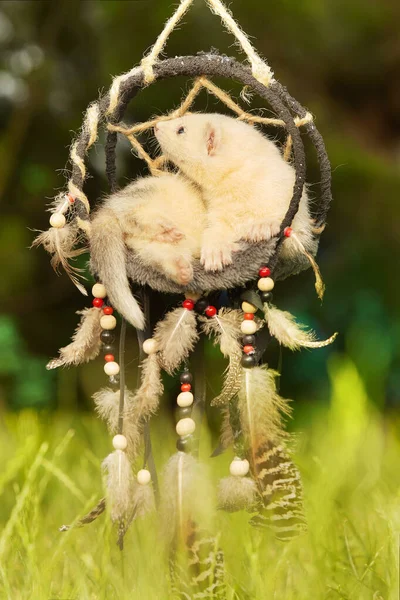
241,301,257,314
261,292,273,304
181,383,191,392
112,434,127,450
176,406,192,419
182,299,195,310
241,320,257,335
92,297,104,308
67,193,75,204
205,305,217,318
49,213,66,228
104,361,120,376
104,354,115,362
176,417,196,437
259,266,271,278
229,457,250,477
195,298,209,314
243,345,255,354
142,338,158,355
257,277,275,292
242,335,256,346
100,315,117,330
243,313,254,320
180,372,193,384
241,354,256,368
176,435,193,452
92,283,107,298
100,330,115,344
284,227,293,237
137,469,151,485
103,306,114,315
102,344,114,354
177,391,194,407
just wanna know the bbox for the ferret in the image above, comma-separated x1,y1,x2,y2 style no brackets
154,113,312,271
90,173,205,329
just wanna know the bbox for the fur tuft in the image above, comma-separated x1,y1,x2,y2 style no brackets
154,307,199,374
218,476,257,512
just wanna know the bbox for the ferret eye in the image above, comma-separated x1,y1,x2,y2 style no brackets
177,126,185,135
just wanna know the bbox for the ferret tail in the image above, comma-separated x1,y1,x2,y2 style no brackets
90,210,145,330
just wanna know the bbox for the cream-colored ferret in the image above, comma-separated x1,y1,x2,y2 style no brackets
90,174,205,329
155,113,312,271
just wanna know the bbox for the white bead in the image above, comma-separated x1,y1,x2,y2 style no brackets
257,277,275,292
92,283,107,298
104,361,120,376
177,391,194,407
112,434,127,450
240,320,257,335
137,469,151,485
176,417,196,437
241,301,257,314
229,457,250,477
100,315,117,330
142,338,158,355
49,213,66,228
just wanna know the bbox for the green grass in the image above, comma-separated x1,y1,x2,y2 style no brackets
0,356,399,599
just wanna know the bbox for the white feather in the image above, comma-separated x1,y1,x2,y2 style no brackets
154,307,199,374
218,476,257,512
102,450,135,524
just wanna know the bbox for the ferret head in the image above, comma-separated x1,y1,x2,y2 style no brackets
154,113,255,186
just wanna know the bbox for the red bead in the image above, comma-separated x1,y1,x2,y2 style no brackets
243,313,254,320
182,299,195,310
181,383,192,392
103,306,114,315
259,266,271,277
67,194,75,204
243,345,255,354
92,298,104,308
284,227,293,237
205,305,217,318
104,354,115,362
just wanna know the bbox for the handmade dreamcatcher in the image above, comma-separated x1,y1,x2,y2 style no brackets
34,0,336,596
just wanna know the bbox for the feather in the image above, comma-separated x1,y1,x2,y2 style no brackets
211,353,242,407
288,230,325,300
59,498,106,531
219,406,234,451
46,307,102,369
154,307,199,374
264,303,338,350
31,223,88,296
131,353,164,420
130,481,156,519
217,476,257,512
102,450,135,546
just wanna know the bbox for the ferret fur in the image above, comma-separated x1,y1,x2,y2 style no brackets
90,173,205,329
155,113,313,271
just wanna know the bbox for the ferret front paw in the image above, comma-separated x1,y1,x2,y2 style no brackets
174,257,194,285
244,220,281,243
200,240,239,272
154,223,184,243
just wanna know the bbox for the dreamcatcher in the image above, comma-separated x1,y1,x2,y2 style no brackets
34,0,336,596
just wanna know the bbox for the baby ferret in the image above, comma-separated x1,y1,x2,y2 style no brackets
90,173,205,329
155,113,312,271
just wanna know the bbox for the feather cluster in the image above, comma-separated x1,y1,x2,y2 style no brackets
47,307,102,369
217,476,257,512
264,303,338,350
153,307,199,374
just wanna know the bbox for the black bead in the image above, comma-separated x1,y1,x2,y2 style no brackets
103,344,115,354
242,335,256,346
176,435,193,452
100,330,115,344
180,372,193,384
176,406,192,420
261,291,273,304
241,354,256,368
195,298,209,314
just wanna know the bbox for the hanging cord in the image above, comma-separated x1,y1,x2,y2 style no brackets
118,318,127,435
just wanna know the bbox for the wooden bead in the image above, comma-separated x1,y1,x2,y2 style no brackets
259,266,271,278
112,434,127,450
176,417,196,437
177,391,194,407
92,298,104,308
49,213,66,228
100,330,115,344
104,361,120,376
92,283,107,298
182,299,195,310
205,305,217,318
137,469,151,485
103,306,113,315
104,354,115,362
100,315,117,330
241,354,256,368
243,313,254,320
257,277,275,292
181,383,191,392
180,372,193,384
229,457,250,477
240,320,257,335
241,301,257,314
143,338,158,355
243,345,255,354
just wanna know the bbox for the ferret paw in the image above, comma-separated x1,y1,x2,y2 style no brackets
244,220,281,243
200,240,239,272
174,257,193,285
154,223,184,243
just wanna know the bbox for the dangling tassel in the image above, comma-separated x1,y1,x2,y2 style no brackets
263,303,338,350
59,498,106,531
153,305,199,374
284,227,325,300
46,307,102,369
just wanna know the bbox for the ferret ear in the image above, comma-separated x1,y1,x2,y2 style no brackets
205,122,221,156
